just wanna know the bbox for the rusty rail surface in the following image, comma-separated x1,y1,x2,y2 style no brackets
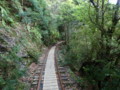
55,42,65,90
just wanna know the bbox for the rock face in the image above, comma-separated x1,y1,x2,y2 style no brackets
0,24,40,59
17,46,28,57
0,29,16,53
0,23,42,89
0,29,27,57
1,35,16,47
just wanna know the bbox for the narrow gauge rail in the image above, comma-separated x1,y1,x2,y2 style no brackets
30,42,76,90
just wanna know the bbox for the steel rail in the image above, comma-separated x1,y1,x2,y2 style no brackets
36,47,51,90
55,43,65,90
36,41,65,90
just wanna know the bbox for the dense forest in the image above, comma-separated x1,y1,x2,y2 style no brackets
0,0,120,90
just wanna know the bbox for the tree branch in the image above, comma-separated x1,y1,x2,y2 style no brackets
88,4,104,32
111,0,120,31
89,0,97,9
101,0,104,27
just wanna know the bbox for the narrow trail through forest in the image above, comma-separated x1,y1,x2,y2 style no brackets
43,46,59,90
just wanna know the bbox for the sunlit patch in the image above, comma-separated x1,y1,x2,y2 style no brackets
109,0,117,4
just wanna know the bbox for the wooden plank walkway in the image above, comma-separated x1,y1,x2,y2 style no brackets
43,46,59,90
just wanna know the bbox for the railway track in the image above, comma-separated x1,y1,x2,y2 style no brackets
28,42,77,90
55,43,78,90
